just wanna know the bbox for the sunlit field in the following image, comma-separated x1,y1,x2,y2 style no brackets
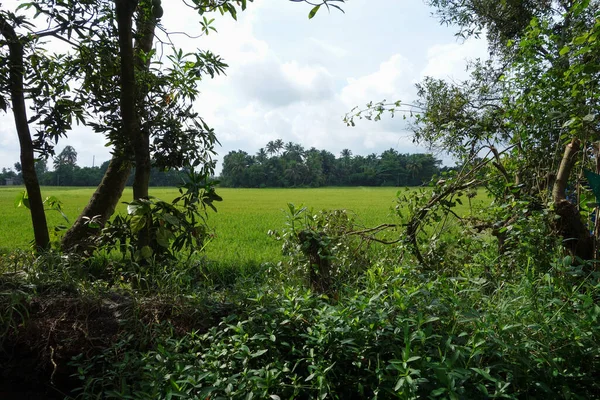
0,186,487,265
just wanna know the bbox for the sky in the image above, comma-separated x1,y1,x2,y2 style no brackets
0,0,489,173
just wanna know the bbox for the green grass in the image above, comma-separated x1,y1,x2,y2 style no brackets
0,186,486,265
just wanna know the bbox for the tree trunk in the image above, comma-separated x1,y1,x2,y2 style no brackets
552,138,594,260
115,0,140,176
61,155,131,251
116,0,155,249
62,0,158,252
0,16,50,251
132,5,156,202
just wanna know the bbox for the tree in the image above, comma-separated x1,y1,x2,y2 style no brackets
34,159,47,177
221,150,252,187
346,0,600,262
2,0,342,251
274,138,285,156
266,141,277,157
256,148,268,164
53,145,78,186
60,0,336,250
56,0,231,250
53,146,77,170
0,9,82,250
219,142,441,188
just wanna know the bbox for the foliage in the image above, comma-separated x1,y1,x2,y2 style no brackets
96,168,222,262
343,0,600,262
65,258,600,399
2,184,599,399
220,140,445,188
270,203,371,295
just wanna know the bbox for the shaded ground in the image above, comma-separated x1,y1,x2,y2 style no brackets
0,286,230,398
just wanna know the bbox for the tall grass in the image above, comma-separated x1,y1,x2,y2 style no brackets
0,186,486,265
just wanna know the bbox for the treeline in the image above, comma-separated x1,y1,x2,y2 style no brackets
220,140,444,187
1,142,448,188
0,146,185,187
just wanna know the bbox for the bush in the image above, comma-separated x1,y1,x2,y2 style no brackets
70,261,600,399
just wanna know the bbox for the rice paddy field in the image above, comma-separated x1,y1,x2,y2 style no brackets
0,186,486,266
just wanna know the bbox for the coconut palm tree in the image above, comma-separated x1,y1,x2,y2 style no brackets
266,141,277,156
53,145,78,170
256,148,268,164
274,139,284,155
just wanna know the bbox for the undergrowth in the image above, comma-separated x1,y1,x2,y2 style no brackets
1,203,600,399
63,261,600,400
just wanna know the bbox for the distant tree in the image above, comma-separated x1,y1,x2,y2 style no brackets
219,142,441,188
34,160,47,177
283,142,305,163
274,139,285,156
266,141,277,157
53,145,78,186
53,145,78,170
256,148,268,164
221,150,252,187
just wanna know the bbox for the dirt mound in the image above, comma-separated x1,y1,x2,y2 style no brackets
1,294,124,398
0,288,231,398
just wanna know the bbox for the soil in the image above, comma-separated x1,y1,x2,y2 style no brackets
0,288,232,398
1,294,123,398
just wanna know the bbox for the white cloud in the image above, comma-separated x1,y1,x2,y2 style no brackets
421,38,490,80
340,54,416,108
231,57,335,107
0,0,490,173
308,37,349,58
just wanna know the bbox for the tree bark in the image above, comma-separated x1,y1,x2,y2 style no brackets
116,0,155,249
552,138,594,260
0,16,50,251
116,0,155,202
61,155,131,251
553,138,580,202
132,5,156,202
115,0,140,185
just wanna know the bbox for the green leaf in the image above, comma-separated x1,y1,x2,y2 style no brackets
140,245,153,259
562,117,578,128
584,170,600,203
131,215,147,233
162,213,181,226
559,46,571,55
251,349,268,358
583,113,595,122
471,367,497,382
308,5,320,19
127,203,142,215
573,34,589,45
156,227,174,248
15,191,30,209
394,377,405,391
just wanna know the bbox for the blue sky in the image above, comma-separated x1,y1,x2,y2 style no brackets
0,0,489,172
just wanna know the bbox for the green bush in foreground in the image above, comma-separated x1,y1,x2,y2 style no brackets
69,260,600,400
